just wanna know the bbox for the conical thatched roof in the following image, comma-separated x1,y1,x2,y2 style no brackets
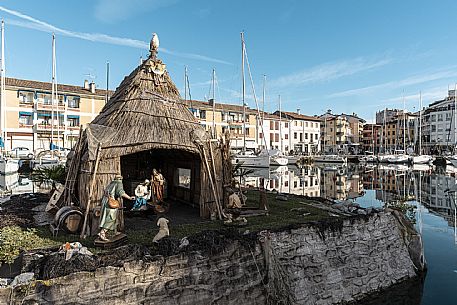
83,43,207,161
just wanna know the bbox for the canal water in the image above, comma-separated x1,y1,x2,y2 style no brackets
1,165,456,304
240,163,457,305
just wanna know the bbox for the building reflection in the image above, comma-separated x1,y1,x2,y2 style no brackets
239,163,457,228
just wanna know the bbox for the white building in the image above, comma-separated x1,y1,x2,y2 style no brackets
421,90,457,154
278,111,321,155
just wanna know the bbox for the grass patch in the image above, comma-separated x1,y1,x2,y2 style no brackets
125,190,341,248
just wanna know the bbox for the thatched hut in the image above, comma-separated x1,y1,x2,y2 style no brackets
64,35,231,235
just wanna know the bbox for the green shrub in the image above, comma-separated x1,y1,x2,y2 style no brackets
0,226,54,264
32,164,66,188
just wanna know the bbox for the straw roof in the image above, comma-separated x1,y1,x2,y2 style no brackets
82,42,207,161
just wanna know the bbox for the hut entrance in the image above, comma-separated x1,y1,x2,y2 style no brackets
120,149,201,208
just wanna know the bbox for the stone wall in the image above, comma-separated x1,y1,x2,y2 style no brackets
0,211,421,305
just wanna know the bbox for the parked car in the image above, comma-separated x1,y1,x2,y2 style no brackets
10,147,34,159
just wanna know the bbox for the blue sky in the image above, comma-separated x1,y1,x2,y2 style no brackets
1,0,457,120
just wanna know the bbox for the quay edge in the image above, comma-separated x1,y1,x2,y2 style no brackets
0,209,425,305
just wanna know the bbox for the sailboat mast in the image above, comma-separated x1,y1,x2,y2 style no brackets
403,92,406,152
54,35,60,150
372,113,374,154
0,19,5,149
105,61,109,104
419,92,422,154
383,108,387,153
212,69,216,138
241,32,246,152
51,33,55,151
184,66,187,102
453,83,457,151
279,95,282,153
262,75,266,129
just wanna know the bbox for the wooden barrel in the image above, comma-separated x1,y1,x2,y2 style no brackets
54,207,83,234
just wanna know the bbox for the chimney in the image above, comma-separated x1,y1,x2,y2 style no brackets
208,98,214,106
297,108,300,114
83,79,89,90
89,82,96,94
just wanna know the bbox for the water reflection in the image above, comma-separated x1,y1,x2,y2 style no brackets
239,163,457,305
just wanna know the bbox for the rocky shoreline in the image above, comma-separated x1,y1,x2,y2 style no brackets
0,199,426,305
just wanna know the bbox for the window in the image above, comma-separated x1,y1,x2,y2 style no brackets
431,114,436,122
305,122,308,127
284,122,288,128
275,122,279,130
18,112,33,125
270,121,274,130
294,121,297,126
67,96,80,108
275,134,279,142
438,114,443,121
305,133,308,139
285,181,288,187
67,116,80,127
176,168,191,189
200,110,206,119
245,128,250,135
431,125,436,132
285,134,289,140
299,133,303,141
259,133,263,139
294,132,297,139
18,91,33,104
315,134,318,140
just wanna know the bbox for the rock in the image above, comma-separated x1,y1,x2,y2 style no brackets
357,209,368,215
11,272,34,286
0,278,10,287
276,195,288,201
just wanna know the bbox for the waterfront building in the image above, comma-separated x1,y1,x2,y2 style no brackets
1,77,108,151
183,99,321,154
420,90,457,154
362,123,381,154
184,99,259,151
319,111,365,154
374,109,417,153
273,111,321,155
257,112,285,152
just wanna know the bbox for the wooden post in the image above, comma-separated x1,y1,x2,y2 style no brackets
208,142,222,207
200,145,223,219
80,143,102,238
63,125,84,206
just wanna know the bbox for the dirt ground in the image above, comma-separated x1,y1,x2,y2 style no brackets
0,193,51,228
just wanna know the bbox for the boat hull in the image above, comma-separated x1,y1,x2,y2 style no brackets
232,155,269,168
411,155,434,164
314,155,347,163
0,159,19,175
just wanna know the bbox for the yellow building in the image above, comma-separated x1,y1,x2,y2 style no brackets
320,112,365,154
2,77,109,151
184,99,259,150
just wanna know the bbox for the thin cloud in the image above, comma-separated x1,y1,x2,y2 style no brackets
94,0,179,23
357,86,449,111
329,67,457,98
273,56,392,88
0,6,231,65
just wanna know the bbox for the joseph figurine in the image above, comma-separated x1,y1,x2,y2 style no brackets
98,175,135,241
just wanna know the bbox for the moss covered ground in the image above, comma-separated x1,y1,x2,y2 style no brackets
1,190,348,259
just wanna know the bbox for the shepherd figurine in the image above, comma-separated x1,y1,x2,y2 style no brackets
98,175,135,241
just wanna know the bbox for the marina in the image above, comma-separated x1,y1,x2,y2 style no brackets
1,0,457,304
